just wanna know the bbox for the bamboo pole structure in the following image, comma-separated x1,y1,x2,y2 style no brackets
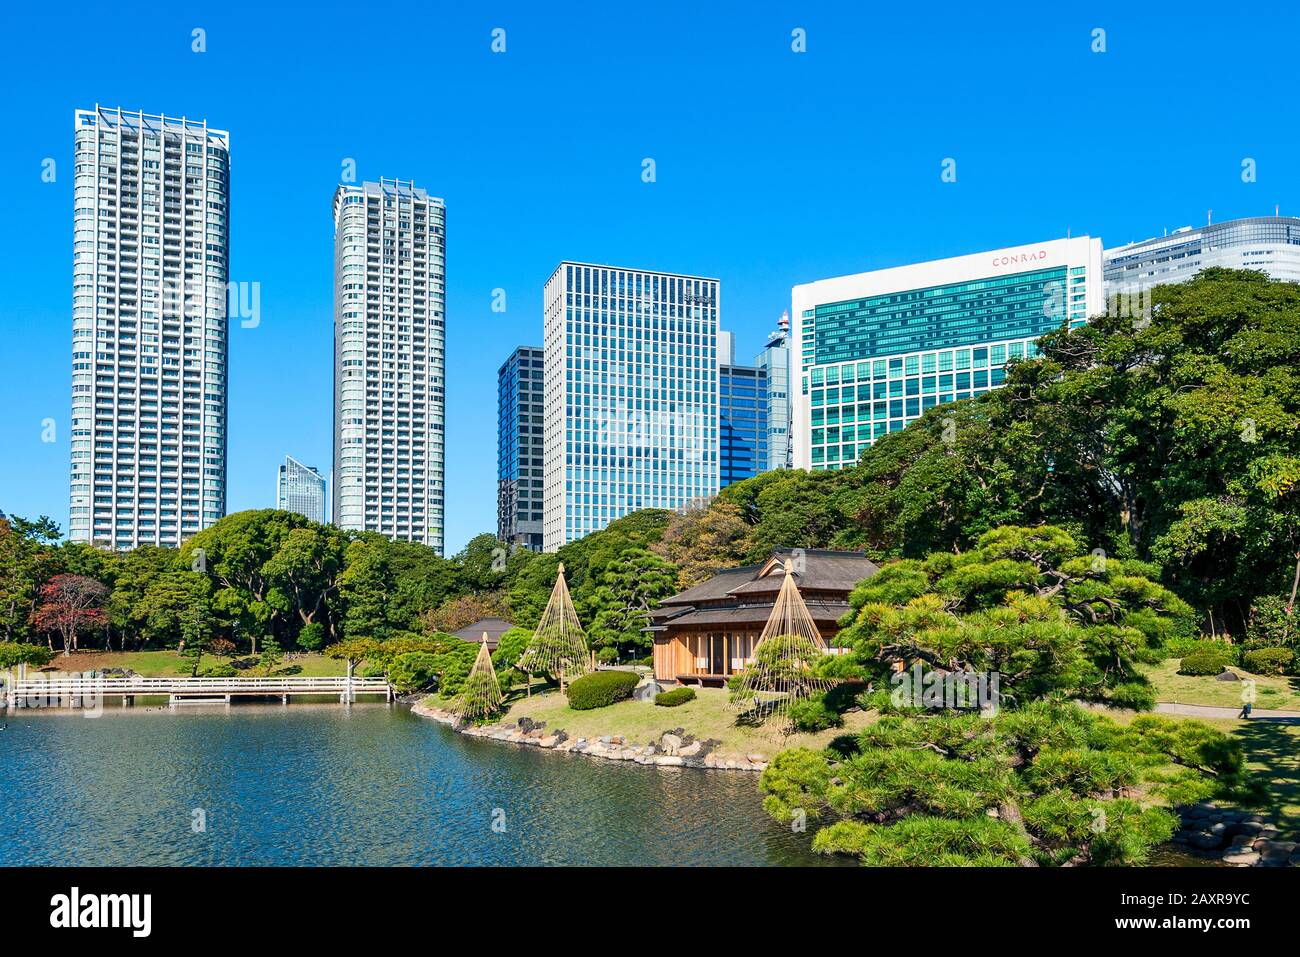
518,563,590,691
454,637,505,721
730,559,831,726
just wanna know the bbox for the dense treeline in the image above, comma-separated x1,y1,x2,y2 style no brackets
2,269,1297,666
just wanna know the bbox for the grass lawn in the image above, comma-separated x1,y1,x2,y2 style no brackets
30,649,346,678
1189,716,1300,836
489,685,874,762
1141,658,1300,711
1100,707,1300,836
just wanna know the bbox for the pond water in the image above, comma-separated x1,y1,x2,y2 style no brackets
0,703,832,866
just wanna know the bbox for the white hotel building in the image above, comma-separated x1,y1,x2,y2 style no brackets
791,237,1103,471
542,263,719,551
69,107,230,548
331,179,446,553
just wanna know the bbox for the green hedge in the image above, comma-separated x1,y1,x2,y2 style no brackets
788,695,843,732
566,670,641,710
1178,649,1231,676
655,687,696,708
1242,647,1295,676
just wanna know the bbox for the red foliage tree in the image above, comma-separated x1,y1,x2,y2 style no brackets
30,573,108,657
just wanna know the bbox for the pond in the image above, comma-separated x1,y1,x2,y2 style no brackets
0,703,832,866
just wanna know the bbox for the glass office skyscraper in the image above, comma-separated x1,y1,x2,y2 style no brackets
497,346,545,551
542,263,718,551
332,178,446,553
791,237,1103,471
755,313,792,471
1104,215,1300,292
69,107,230,548
718,331,767,487
277,455,326,524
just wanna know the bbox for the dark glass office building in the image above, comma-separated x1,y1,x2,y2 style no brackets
719,361,768,488
497,346,545,550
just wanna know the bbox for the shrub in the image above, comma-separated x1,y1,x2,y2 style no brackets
297,622,325,651
566,670,641,710
1178,649,1231,677
823,679,868,713
1242,647,1295,676
787,695,843,733
0,642,53,669
596,647,619,664
199,662,237,678
388,651,441,693
655,687,696,707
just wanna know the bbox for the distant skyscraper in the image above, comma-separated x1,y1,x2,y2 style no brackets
497,346,545,551
718,330,767,488
1104,215,1300,293
332,178,446,553
277,455,326,523
69,107,230,549
755,312,792,471
542,263,718,551
792,237,1103,471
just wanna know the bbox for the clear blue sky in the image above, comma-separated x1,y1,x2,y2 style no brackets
2,2,1297,555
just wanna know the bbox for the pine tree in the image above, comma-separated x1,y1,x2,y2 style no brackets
456,638,504,721
517,563,589,692
731,560,831,725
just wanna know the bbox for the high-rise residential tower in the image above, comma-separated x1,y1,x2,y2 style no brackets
69,107,230,548
276,455,326,524
497,346,545,551
331,178,446,553
542,263,718,551
1104,214,1300,292
755,312,792,471
718,330,768,488
791,237,1103,471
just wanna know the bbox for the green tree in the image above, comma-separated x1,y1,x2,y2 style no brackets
650,500,753,587
837,525,1195,709
588,549,678,657
761,701,1264,866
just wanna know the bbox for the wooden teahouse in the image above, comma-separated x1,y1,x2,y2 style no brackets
646,549,880,685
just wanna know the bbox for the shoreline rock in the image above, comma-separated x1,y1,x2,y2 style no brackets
408,700,769,773
1171,802,1297,867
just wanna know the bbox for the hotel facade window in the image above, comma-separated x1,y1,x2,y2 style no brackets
69,107,230,549
331,179,446,553
542,263,719,551
791,237,1103,471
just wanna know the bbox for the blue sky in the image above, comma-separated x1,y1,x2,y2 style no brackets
2,2,1297,555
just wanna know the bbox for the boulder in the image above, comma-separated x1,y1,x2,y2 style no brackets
1222,849,1260,866
632,678,663,702
1256,840,1295,864
746,753,767,764
1190,831,1225,850
678,741,702,757
661,733,683,755
1215,670,1240,682
538,735,558,748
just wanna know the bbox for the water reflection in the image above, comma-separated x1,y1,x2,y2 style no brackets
0,704,834,867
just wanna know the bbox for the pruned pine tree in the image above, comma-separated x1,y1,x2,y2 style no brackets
456,638,504,722
517,563,589,693
731,559,831,726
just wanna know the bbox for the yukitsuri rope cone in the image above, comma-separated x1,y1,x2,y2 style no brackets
518,562,590,693
455,637,504,722
730,559,831,728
